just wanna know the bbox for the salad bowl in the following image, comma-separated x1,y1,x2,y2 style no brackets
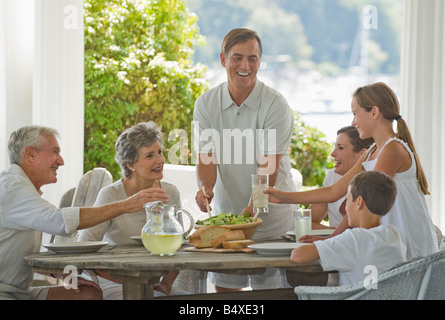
195,213,262,239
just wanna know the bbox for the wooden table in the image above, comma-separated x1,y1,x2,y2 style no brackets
25,243,326,300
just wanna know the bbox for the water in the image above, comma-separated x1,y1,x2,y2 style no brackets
252,184,269,213
294,217,312,242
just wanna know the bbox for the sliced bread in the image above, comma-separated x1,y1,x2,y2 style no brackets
222,239,255,249
189,226,231,248
211,230,245,248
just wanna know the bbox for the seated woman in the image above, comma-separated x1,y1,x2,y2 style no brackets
311,126,373,230
78,121,185,299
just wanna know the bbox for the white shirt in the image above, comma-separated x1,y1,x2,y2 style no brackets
315,225,407,286
78,179,181,244
363,138,438,259
0,164,79,291
193,80,296,240
322,169,345,228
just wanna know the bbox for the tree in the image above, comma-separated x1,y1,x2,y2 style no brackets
84,0,209,179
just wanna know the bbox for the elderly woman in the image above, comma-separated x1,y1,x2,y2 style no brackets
78,121,184,299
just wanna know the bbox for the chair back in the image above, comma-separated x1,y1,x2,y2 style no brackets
162,164,201,221
424,256,445,299
59,187,76,208
52,168,113,243
72,168,113,207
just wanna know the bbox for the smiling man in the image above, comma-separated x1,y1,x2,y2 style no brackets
193,28,296,292
0,125,169,300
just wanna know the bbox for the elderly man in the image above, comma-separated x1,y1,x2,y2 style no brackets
0,125,169,300
194,28,297,292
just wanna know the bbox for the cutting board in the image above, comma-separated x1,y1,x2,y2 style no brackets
184,246,254,253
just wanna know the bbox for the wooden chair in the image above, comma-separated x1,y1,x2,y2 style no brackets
52,168,113,243
71,167,113,207
59,187,75,208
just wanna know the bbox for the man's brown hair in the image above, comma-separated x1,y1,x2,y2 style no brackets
221,28,262,58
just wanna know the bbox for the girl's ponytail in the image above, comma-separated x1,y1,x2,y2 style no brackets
396,118,429,195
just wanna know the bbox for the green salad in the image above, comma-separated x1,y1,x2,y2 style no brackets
196,212,255,225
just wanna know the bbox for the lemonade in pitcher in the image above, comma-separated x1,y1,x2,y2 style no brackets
141,233,183,256
142,201,194,256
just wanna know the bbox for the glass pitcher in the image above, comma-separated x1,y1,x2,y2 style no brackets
141,201,194,256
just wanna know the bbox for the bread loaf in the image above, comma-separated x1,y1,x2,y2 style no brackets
189,226,231,248
211,230,245,248
222,239,255,249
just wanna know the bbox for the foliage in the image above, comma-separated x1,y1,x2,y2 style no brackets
84,0,209,179
290,112,334,187
83,0,335,187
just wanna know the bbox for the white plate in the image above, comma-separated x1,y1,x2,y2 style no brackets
130,236,142,244
248,242,309,256
287,229,334,237
43,241,108,254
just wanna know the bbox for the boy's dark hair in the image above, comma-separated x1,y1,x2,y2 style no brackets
350,171,397,216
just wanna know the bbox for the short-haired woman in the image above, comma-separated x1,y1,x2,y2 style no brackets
79,121,184,299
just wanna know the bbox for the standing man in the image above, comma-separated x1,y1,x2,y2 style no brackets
194,28,296,292
0,125,169,300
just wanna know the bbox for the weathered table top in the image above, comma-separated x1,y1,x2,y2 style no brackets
25,243,324,299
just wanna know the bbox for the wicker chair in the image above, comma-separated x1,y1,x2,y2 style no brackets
294,249,445,300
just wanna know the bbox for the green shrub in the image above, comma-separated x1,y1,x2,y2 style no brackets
83,0,334,187
290,112,334,187
84,0,208,179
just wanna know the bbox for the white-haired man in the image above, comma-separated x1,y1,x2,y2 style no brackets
0,125,168,300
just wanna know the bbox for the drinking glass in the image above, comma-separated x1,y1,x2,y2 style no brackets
294,208,311,242
251,174,269,215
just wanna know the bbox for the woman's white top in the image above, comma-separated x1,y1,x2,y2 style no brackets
323,169,345,228
78,179,181,244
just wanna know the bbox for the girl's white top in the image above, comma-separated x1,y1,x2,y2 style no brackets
362,137,438,259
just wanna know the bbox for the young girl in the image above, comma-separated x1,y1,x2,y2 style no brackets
268,82,437,259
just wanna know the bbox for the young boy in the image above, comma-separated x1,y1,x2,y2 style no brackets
291,171,407,286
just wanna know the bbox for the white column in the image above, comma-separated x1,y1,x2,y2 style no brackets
400,0,445,230
0,0,35,170
33,0,84,206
